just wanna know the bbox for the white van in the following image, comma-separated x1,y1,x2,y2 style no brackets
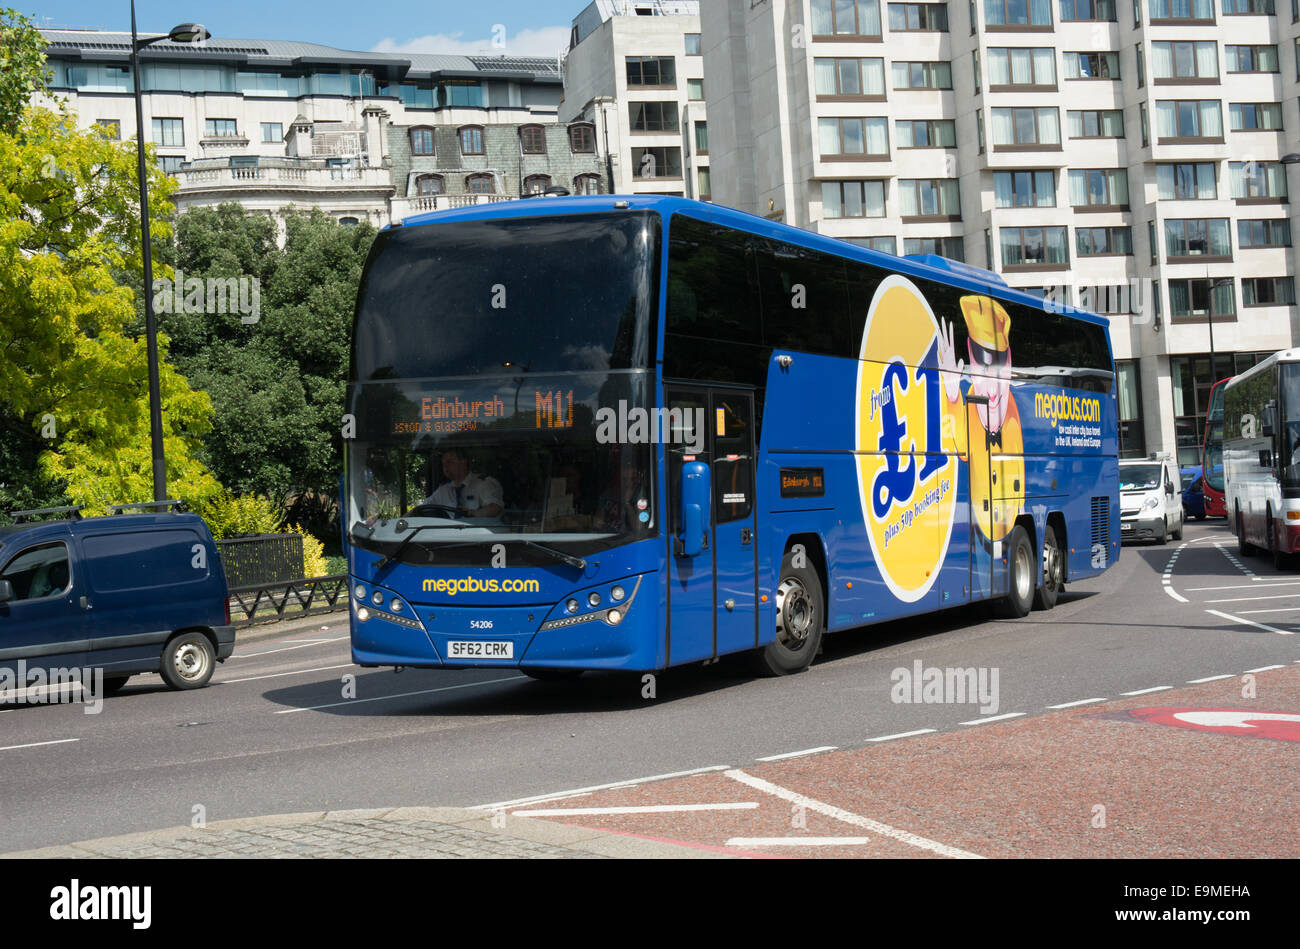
1119,455,1185,544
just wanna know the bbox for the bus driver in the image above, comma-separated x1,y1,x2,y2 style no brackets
424,447,503,519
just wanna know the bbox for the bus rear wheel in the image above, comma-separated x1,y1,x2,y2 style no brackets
1033,523,1064,611
751,549,824,676
995,526,1035,619
1237,507,1256,557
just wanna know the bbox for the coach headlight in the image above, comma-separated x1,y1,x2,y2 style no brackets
354,584,366,600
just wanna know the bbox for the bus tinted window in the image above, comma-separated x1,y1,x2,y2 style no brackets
755,238,852,357
666,214,760,347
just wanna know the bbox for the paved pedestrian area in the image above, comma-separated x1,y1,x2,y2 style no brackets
2,807,738,859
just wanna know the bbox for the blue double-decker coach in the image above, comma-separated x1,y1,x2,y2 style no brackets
344,195,1119,678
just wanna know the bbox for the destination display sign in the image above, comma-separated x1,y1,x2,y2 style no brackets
780,467,826,498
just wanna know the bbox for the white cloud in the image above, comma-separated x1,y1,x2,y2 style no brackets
371,25,570,59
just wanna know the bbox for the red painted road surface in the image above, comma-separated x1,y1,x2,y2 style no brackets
502,667,1300,858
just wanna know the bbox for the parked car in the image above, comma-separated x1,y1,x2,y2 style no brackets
1180,464,1207,521
1119,455,1185,544
0,505,234,695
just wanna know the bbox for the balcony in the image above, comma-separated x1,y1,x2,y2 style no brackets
390,193,514,221
174,164,394,195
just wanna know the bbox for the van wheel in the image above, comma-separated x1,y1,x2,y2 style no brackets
160,632,216,690
1033,523,1064,611
1156,516,1168,545
1172,515,1183,541
101,676,131,697
750,548,824,676
995,526,1035,619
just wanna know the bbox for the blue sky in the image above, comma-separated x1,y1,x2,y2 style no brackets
23,0,582,56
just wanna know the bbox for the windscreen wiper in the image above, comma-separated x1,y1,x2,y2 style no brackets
375,523,472,570
430,537,587,571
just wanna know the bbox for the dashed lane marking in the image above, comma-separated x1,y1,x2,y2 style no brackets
1245,665,1286,673
958,712,1025,726
1046,697,1108,709
1186,581,1300,592
726,837,872,847
1187,674,1234,684
473,765,733,811
513,803,758,817
0,738,79,753
1215,543,1258,579
756,746,838,761
867,729,937,742
724,768,984,859
1205,609,1295,636
1122,686,1174,696
1205,593,1300,604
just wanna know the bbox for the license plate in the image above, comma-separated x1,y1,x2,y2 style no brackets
447,640,514,660
1121,523,1134,532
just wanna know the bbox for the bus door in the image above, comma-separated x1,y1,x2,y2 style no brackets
665,386,758,664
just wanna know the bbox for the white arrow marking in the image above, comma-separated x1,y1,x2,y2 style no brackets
1172,710,1300,729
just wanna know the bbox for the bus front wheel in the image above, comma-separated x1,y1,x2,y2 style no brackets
995,526,1035,619
751,549,824,676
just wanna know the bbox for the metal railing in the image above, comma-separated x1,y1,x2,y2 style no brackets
227,573,348,627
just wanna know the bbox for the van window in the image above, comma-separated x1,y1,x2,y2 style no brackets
83,530,207,593
1,542,71,601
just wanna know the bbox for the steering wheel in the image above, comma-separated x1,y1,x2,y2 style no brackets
407,503,460,519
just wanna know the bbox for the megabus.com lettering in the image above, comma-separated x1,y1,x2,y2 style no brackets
421,577,541,595
1035,392,1101,427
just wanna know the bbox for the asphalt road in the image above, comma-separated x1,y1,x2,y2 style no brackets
2,518,1297,852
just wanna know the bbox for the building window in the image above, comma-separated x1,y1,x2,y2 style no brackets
523,175,552,195
888,3,950,29
1169,279,1235,322
415,174,443,195
1223,0,1274,11
466,173,494,194
904,236,965,259
811,0,884,37
459,126,484,155
1154,100,1223,141
821,180,887,217
573,173,603,195
685,33,702,55
261,122,282,143
899,178,961,217
94,118,120,140
151,118,184,146
973,53,981,92
520,125,546,155
1242,277,1296,305
985,0,1054,27
338,216,359,227
687,78,704,100
632,146,682,178
629,102,679,132
625,56,676,87
853,236,898,253
892,61,952,89
159,155,184,174
1068,168,1129,208
984,228,993,267
1140,103,1149,145
814,57,887,98
204,118,237,138
994,169,1055,207
1151,41,1218,81
1229,102,1284,130
697,167,712,200
1238,218,1291,247
818,117,890,157
1165,219,1232,260
569,123,596,154
695,121,709,154
1116,360,1145,457
990,107,1061,147
1076,226,1133,256
1148,221,1158,262
410,127,435,156
1067,109,1123,137
1148,0,1214,21
1059,0,1117,19
1225,45,1280,73
896,118,957,147
1156,162,1217,199
1001,226,1069,268
976,108,985,150
1064,51,1120,79
1230,161,1288,200
988,48,1056,88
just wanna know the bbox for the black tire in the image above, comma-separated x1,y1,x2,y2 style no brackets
750,548,824,676
160,632,216,690
1033,523,1064,611
1172,514,1184,541
100,675,131,697
1267,509,1289,569
1195,513,1206,522
1237,508,1254,556
521,668,584,681
1156,516,1168,545
995,525,1035,619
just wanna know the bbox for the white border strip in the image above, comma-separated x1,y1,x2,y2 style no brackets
514,803,758,817
473,765,733,811
756,746,838,762
1205,609,1294,636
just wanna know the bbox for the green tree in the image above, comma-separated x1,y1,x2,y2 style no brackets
0,8,50,134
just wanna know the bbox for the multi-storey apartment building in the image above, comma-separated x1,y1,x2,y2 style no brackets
562,0,711,199
702,0,1300,463
38,30,609,233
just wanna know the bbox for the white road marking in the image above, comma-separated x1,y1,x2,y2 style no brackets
0,738,79,753
230,637,348,660
1187,674,1234,683
724,769,983,859
1046,697,1108,709
1236,607,1300,615
755,746,838,761
1121,686,1173,696
726,837,872,847
1174,710,1300,729
957,712,1025,726
867,729,937,742
1205,593,1300,604
1162,585,1189,603
220,663,355,685
473,765,733,811
1215,544,1257,579
1186,580,1300,592
514,803,758,817
1205,609,1294,635
275,675,526,714
1244,665,1286,673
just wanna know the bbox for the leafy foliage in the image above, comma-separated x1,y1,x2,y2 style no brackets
0,8,50,134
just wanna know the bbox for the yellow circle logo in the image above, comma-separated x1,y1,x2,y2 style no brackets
854,276,957,602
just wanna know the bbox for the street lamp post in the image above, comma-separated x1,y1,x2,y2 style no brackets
130,3,210,502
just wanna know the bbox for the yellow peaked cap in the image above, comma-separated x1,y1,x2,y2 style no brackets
959,295,1011,352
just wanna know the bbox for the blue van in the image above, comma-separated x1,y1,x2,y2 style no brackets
0,505,234,695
